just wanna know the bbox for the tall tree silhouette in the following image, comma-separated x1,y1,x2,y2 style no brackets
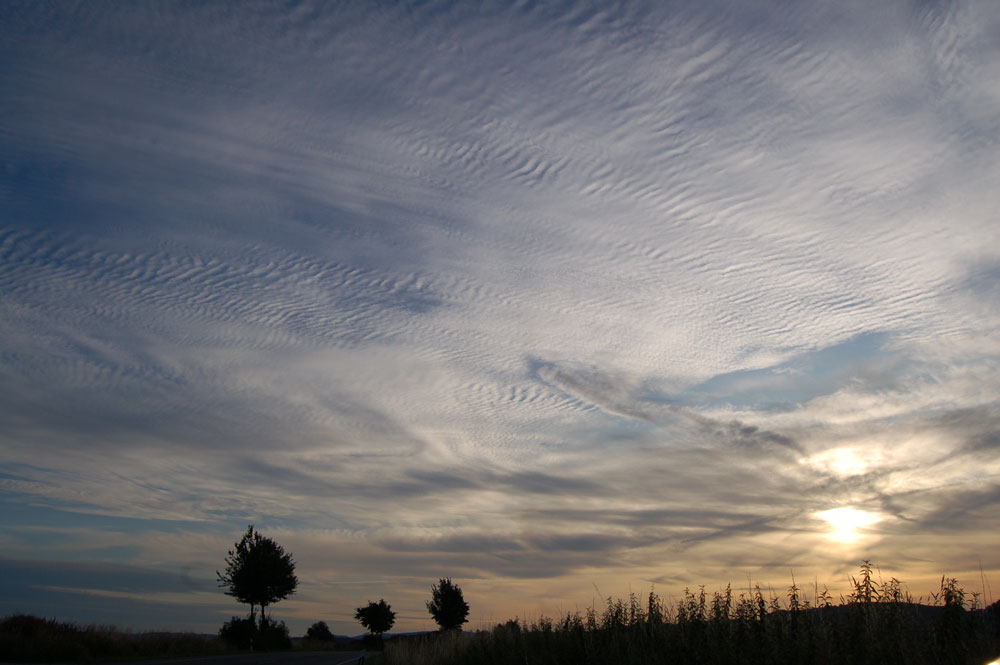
217,525,298,628
426,578,470,631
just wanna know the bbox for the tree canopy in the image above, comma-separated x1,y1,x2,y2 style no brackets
216,525,298,626
355,598,396,636
426,578,470,631
305,620,335,642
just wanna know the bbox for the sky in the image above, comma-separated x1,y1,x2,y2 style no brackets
1,0,999,638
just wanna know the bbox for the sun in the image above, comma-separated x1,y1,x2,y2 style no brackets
815,507,881,543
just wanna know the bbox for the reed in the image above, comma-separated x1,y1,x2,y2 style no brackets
383,562,1000,665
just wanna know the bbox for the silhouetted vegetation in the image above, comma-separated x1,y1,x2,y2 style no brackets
216,524,297,649
357,598,396,645
0,614,231,663
217,524,298,627
302,618,352,651
218,615,290,651
386,563,1000,665
306,619,336,642
427,578,471,632
5,563,995,664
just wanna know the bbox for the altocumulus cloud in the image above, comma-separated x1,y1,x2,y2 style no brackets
1,0,999,635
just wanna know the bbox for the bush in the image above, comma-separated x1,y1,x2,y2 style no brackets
219,616,254,649
0,615,87,663
0,614,229,663
218,616,290,651
260,618,291,651
306,620,335,641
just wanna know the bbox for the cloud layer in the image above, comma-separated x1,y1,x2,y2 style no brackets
2,0,999,634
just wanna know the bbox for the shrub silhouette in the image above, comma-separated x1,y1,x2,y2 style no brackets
305,620,335,641
1,614,230,662
219,615,290,651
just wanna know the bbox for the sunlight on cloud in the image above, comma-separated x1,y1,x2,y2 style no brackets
802,446,884,478
815,507,882,544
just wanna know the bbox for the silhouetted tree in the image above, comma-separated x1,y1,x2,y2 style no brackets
305,620,335,642
426,578,470,631
355,598,396,637
217,525,298,629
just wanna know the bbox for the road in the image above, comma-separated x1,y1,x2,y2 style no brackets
6,653,370,665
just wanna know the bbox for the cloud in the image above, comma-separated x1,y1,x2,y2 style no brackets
1,0,998,635
0,558,210,595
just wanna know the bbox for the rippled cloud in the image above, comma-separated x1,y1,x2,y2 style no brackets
2,0,999,635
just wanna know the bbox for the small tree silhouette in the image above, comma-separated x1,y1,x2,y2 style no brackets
355,598,396,639
426,578,470,632
217,525,298,629
305,620,335,642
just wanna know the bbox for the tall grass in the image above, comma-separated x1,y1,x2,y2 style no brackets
0,614,233,663
384,562,1000,665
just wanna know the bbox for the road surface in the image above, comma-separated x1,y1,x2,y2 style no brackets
1,652,369,665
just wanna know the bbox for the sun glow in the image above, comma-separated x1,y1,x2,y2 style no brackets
805,446,883,477
815,507,881,543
